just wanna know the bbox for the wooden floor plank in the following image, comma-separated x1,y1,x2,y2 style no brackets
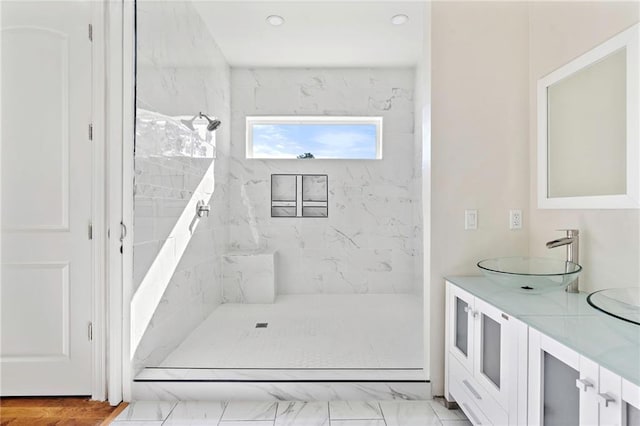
0,397,103,408
0,397,122,426
2,407,115,418
1,419,103,426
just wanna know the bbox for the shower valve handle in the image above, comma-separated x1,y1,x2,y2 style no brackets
196,200,210,218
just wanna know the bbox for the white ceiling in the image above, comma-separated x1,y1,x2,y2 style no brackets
191,1,426,67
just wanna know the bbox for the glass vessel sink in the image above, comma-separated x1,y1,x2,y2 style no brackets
588,288,640,326
477,257,582,293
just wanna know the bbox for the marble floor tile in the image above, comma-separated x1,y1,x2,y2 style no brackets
441,421,473,426
221,401,278,421
329,401,383,420
428,400,467,420
329,421,386,426
219,422,274,426
163,401,226,425
379,400,442,426
275,401,329,426
115,401,176,421
111,422,163,426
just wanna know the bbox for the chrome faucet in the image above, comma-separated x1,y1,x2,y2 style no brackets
546,229,580,293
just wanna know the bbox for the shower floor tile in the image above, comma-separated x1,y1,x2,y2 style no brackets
158,294,422,369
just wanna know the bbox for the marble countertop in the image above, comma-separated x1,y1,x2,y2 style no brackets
446,276,640,387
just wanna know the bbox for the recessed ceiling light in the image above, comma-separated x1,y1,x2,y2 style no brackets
391,14,409,25
266,15,285,26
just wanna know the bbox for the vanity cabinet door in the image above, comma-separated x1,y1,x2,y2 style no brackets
528,328,582,426
447,284,475,374
472,297,511,410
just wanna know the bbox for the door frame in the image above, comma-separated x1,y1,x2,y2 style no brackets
104,0,135,405
91,0,107,401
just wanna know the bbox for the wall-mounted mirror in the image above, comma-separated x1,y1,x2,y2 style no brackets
538,23,639,209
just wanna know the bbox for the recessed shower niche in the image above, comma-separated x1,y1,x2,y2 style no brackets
271,174,328,218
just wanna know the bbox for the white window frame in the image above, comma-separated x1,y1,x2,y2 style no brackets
245,116,383,160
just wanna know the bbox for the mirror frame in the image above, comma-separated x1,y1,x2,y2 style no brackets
537,23,640,209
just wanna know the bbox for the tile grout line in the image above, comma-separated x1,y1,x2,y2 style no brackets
377,402,388,426
216,400,229,426
270,401,277,426
160,400,179,425
326,401,330,426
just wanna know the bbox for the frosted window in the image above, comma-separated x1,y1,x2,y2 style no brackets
246,117,382,159
543,352,579,426
481,314,501,388
455,297,468,356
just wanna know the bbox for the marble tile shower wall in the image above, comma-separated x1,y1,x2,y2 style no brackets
230,68,421,294
133,0,230,368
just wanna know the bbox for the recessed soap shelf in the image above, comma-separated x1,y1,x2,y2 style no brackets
271,174,328,218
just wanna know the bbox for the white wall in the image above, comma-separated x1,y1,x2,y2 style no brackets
132,0,231,369
430,1,530,395
229,68,423,295
528,1,640,293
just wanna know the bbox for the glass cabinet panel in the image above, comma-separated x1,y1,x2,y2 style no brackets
455,297,469,356
481,314,501,388
543,352,579,426
627,403,640,425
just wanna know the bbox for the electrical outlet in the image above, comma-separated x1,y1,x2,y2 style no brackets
509,209,522,230
465,210,478,230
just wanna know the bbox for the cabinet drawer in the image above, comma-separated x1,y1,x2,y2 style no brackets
450,369,492,425
450,352,508,425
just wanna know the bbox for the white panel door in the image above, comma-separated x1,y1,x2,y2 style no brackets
1,1,93,395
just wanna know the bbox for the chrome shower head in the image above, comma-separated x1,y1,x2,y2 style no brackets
199,112,221,132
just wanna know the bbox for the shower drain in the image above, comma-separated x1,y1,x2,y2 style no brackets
255,323,268,328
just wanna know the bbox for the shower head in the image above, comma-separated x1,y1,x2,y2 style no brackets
199,112,221,132
180,112,222,132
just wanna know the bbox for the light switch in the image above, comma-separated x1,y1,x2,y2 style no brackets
465,209,478,230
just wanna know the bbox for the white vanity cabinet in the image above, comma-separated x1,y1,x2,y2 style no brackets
445,281,528,425
445,277,640,426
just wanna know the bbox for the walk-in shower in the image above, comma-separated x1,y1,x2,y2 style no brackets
130,0,429,400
